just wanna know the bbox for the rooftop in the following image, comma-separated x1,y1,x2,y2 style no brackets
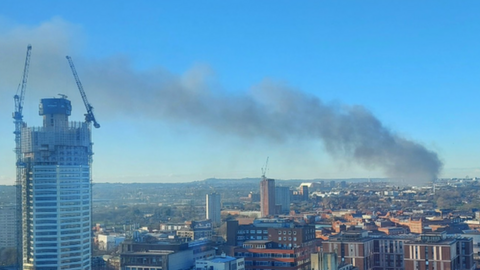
201,255,237,263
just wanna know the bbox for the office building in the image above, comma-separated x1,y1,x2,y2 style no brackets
195,254,245,270
275,186,291,214
322,229,374,270
176,220,213,241
226,218,316,248
233,237,318,270
120,239,215,270
206,192,221,226
97,234,126,251
311,252,355,270
323,231,475,270
404,232,475,270
20,98,93,270
301,185,309,201
0,205,17,249
260,178,275,217
322,228,409,270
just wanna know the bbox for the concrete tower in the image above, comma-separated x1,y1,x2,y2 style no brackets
260,178,275,217
275,186,291,214
20,97,92,270
301,185,309,201
206,193,221,226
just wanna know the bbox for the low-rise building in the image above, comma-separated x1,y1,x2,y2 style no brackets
97,234,126,251
120,239,215,270
311,252,354,270
177,220,213,240
160,222,188,231
234,240,317,270
195,254,245,270
226,218,316,247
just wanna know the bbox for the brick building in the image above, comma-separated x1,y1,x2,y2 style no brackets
226,218,319,269
322,229,409,270
226,218,316,248
234,240,317,270
404,232,475,270
322,229,374,270
260,178,276,217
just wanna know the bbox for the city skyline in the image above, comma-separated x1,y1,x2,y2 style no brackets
1,2,480,185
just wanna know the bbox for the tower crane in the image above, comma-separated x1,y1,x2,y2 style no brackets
12,44,31,270
261,157,269,180
13,44,32,166
66,56,100,128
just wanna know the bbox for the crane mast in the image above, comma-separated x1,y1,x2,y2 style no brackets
261,157,269,180
66,56,100,128
13,45,32,165
13,44,31,270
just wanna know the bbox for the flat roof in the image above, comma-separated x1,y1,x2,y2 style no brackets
208,256,237,263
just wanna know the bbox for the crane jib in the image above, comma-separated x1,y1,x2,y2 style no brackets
66,56,101,129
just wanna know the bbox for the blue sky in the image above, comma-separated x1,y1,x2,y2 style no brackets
0,1,479,184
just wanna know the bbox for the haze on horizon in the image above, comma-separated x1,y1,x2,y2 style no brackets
0,2,479,185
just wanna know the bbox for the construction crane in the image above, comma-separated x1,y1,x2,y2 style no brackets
66,56,100,128
13,44,32,166
261,157,269,179
12,44,31,270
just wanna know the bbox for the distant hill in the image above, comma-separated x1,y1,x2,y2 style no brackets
201,177,386,186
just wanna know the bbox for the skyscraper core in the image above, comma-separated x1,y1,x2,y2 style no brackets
206,192,221,226
20,97,92,270
260,178,275,217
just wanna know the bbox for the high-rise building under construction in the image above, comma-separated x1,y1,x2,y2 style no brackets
20,97,93,270
260,178,275,217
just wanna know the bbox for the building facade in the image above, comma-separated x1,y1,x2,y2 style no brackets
301,185,309,201
20,98,93,270
311,252,354,270
234,240,317,270
120,240,215,270
275,186,291,215
195,254,245,270
206,192,221,226
97,234,126,251
260,178,275,217
0,205,17,249
322,230,374,270
322,229,409,270
403,232,475,270
176,220,214,241
226,218,317,254
323,230,476,270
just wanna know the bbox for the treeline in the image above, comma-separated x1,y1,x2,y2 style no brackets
93,203,205,229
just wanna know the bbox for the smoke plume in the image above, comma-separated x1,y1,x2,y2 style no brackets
78,59,442,182
0,18,443,183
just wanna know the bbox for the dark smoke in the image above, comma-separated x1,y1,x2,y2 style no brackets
0,19,444,184
82,61,443,183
